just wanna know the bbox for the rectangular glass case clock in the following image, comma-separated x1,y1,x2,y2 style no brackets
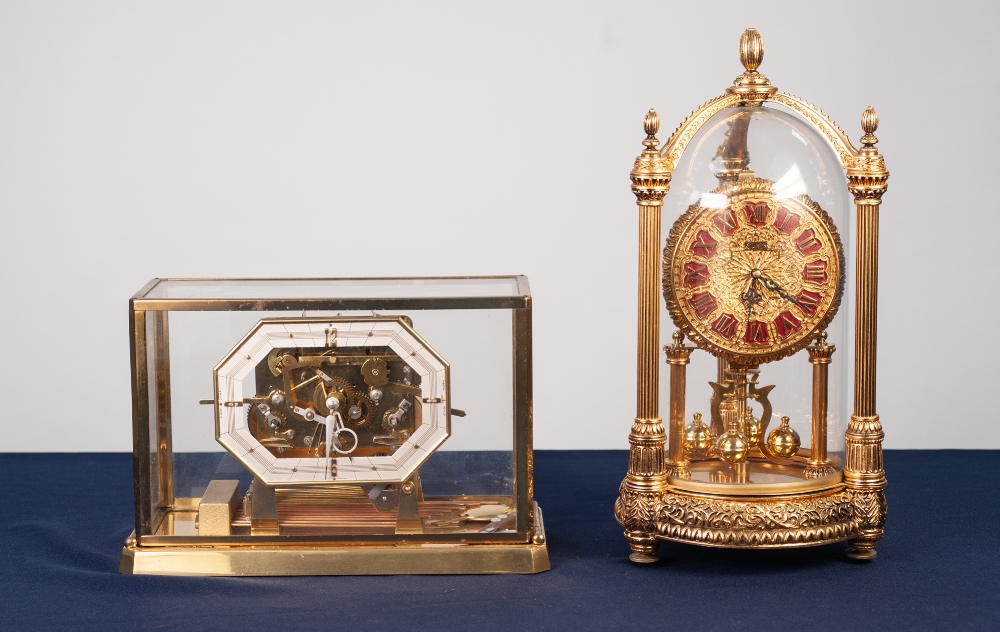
119,276,549,575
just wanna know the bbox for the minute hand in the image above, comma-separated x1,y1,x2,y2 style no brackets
758,274,803,308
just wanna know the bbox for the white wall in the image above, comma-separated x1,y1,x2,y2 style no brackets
0,0,994,451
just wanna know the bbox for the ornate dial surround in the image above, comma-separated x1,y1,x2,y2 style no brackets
663,182,845,364
214,317,450,486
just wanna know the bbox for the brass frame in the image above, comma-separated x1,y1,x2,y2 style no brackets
615,29,888,562
123,275,548,574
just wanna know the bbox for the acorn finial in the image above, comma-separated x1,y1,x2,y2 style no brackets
861,106,879,134
642,108,660,150
860,106,879,147
739,28,764,72
644,108,660,137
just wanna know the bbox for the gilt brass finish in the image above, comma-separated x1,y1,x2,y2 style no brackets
615,109,672,564
120,503,550,576
805,332,836,478
617,29,889,560
663,183,845,364
123,276,548,575
665,332,693,478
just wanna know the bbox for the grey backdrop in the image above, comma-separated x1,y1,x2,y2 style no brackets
0,1,993,451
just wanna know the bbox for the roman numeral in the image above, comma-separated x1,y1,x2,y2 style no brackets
690,230,718,258
772,207,801,235
795,290,821,317
712,208,738,235
683,262,710,287
689,291,718,319
744,202,768,226
773,311,802,339
711,313,738,339
795,228,823,255
802,260,828,284
743,320,769,345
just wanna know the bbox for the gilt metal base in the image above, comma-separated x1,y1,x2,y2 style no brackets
619,483,875,557
655,485,857,549
120,505,550,576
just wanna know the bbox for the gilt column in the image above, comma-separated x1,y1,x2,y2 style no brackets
614,109,672,563
844,107,889,559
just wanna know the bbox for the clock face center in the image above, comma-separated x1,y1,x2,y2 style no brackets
751,268,763,279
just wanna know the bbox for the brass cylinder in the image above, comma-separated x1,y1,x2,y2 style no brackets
853,202,879,417
616,111,672,563
637,203,662,422
806,334,835,478
845,119,889,558
665,334,692,476
812,360,828,462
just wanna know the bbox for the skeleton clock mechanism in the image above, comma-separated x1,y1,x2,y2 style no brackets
615,29,890,561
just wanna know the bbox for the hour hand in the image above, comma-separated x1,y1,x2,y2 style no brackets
740,277,763,316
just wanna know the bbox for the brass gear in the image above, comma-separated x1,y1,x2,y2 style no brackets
313,376,355,415
345,391,375,427
361,357,389,387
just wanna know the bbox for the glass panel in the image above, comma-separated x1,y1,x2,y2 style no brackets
660,104,850,491
144,311,161,513
141,277,523,300
150,305,518,539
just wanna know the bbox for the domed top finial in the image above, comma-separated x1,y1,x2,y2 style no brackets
644,108,660,137
739,28,764,72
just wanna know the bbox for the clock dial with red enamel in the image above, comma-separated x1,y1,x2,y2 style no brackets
663,183,844,363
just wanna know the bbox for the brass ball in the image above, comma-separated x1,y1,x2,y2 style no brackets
745,411,763,447
717,430,749,464
767,416,801,458
684,413,714,454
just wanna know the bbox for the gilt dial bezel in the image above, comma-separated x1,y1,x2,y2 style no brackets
663,189,845,364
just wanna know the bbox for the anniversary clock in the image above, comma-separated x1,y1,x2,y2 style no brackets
615,29,889,560
120,277,548,575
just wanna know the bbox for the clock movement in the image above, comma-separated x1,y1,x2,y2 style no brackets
120,276,548,575
615,29,889,561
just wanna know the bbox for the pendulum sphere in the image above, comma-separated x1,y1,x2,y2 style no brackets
684,412,714,454
717,397,748,463
745,409,763,447
717,430,749,463
767,416,801,458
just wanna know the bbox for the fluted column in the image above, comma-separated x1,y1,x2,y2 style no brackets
614,109,673,563
665,331,692,478
805,331,835,479
844,106,889,560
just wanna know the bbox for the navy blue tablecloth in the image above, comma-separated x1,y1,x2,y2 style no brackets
1,450,996,630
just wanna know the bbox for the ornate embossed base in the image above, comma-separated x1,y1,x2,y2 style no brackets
653,486,859,549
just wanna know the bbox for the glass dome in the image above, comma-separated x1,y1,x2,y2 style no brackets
660,103,851,493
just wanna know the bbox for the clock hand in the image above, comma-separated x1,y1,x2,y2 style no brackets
756,271,804,308
740,276,763,317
